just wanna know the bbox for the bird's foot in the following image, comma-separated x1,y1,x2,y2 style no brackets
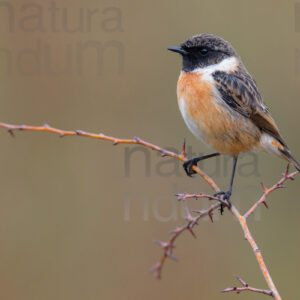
183,158,199,177
214,190,232,215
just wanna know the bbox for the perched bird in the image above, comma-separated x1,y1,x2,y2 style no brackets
168,34,300,208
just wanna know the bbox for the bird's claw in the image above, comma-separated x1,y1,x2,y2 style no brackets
183,159,198,177
214,190,232,215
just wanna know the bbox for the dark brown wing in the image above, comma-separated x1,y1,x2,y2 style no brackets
212,70,287,147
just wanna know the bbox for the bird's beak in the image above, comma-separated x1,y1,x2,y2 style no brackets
167,46,188,55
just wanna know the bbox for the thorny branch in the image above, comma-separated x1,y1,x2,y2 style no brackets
221,276,274,297
149,203,221,278
0,121,298,300
0,122,218,192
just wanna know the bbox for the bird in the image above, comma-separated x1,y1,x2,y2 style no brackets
168,33,300,209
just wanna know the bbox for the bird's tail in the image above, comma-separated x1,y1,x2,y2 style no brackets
281,148,300,172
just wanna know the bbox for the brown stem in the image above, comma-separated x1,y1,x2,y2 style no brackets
150,203,220,278
222,276,274,297
244,165,297,219
0,122,219,192
231,206,280,299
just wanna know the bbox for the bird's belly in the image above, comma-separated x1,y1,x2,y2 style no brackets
178,97,208,143
177,73,261,154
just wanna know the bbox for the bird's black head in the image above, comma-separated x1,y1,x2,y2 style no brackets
168,34,238,72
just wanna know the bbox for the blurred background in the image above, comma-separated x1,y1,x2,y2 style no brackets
0,0,299,299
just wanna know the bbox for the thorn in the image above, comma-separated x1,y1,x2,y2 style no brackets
113,141,119,145
149,263,162,278
185,207,196,223
7,129,14,137
134,136,140,142
185,216,198,225
260,182,268,193
166,251,178,261
262,200,268,208
284,164,290,177
289,174,296,181
75,130,82,135
236,276,247,287
188,227,197,238
181,138,186,157
185,206,191,217
161,152,167,157
43,123,49,128
208,212,214,223
193,209,207,218
156,240,170,249
59,134,65,138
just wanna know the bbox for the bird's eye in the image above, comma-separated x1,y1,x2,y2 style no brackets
199,47,209,56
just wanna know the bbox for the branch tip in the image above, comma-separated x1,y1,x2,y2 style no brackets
222,276,274,297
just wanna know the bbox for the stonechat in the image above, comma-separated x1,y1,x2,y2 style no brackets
168,33,300,207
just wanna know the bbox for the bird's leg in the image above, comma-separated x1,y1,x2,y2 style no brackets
183,152,220,176
214,155,238,214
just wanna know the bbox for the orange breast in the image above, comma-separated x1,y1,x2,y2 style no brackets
177,72,261,154
177,72,214,121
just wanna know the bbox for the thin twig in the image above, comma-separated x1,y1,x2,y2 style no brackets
230,206,279,298
176,193,222,202
244,165,298,219
150,203,220,278
222,276,274,297
0,122,219,192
